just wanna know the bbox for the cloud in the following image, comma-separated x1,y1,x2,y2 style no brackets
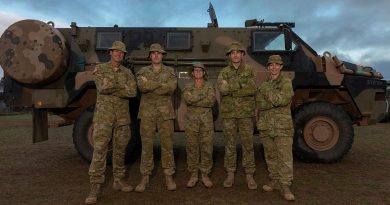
0,0,214,27
0,11,22,34
0,0,389,79
0,11,22,79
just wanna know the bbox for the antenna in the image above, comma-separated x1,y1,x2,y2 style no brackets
207,2,218,28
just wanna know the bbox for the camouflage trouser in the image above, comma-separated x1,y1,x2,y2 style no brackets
140,118,175,176
89,123,131,184
222,117,256,174
261,134,293,186
185,116,214,175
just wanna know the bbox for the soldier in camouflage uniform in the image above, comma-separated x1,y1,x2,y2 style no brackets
135,43,177,192
217,42,257,190
256,55,295,201
183,62,216,188
85,41,137,205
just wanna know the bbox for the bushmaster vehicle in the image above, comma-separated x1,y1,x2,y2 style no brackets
0,5,387,163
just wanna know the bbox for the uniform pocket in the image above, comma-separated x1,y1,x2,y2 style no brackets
241,96,255,113
274,113,293,130
257,113,269,131
221,96,233,114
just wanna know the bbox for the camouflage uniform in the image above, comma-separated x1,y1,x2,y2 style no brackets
137,64,177,176
89,61,137,184
217,62,256,174
256,71,294,186
183,81,216,175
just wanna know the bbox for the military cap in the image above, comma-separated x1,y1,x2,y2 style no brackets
192,62,205,69
149,43,167,54
226,42,246,56
190,62,207,79
267,54,283,65
108,41,127,53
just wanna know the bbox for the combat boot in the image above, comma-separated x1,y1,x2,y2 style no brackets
262,179,280,192
113,178,133,192
85,183,101,205
246,174,258,190
201,173,213,188
186,172,198,188
165,175,177,191
280,184,295,201
135,175,149,193
223,172,234,188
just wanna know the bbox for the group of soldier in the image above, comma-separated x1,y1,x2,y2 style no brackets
85,40,295,204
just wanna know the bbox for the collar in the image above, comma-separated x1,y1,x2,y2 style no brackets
228,62,245,72
269,73,283,82
149,64,165,74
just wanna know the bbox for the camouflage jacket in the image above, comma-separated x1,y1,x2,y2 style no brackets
93,62,137,125
183,81,216,120
137,64,177,120
256,74,294,136
217,63,256,118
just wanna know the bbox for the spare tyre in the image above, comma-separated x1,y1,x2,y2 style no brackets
0,19,68,85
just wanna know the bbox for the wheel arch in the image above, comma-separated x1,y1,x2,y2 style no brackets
292,88,361,123
72,103,141,164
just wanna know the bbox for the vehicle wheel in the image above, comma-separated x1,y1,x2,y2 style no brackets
72,106,140,164
293,102,354,163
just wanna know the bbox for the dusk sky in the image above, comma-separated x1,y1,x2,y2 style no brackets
0,0,389,79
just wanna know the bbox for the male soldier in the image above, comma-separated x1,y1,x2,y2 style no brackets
183,62,216,188
85,41,137,204
135,43,177,192
256,55,295,201
217,42,257,190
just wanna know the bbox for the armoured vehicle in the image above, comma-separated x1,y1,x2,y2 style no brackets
0,5,387,163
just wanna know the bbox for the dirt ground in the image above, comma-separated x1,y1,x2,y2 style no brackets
0,114,389,205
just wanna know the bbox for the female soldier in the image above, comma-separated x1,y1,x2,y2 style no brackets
256,55,295,201
183,62,216,188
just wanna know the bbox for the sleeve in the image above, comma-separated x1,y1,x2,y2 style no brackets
256,84,273,111
232,66,256,97
94,66,118,95
217,70,240,96
265,78,293,107
154,69,177,95
112,71,137,98
193,84,216,108
183,85,202,105
136,68,161,93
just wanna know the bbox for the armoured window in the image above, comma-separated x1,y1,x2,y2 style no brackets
166,32,191,50
96,32,122,50
252,31,296,51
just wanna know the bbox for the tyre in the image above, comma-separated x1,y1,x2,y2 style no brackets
72,106,140,164
293,102,354,163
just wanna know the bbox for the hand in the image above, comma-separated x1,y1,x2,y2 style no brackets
141,76,148,82
239,78,247,87
103,77,110,87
